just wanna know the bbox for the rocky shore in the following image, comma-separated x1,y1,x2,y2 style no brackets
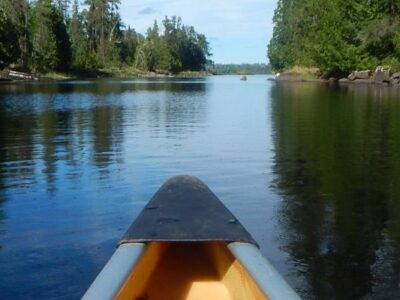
275,66,400,87
339,67,400,86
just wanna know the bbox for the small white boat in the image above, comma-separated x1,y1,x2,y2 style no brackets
83,176,300,300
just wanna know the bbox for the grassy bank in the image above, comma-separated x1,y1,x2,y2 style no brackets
42,67,152,80
278,66,320,80
100,68,209,78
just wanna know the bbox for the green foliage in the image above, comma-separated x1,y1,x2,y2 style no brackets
358,17,398,60
120,27,143,65
68,0,89,69
0,8,20,67
0,1,211,75
30,0,71,72
135,17,211,73
206,63,272,75
268,0,400,75
31,0,60,72
382,56,400,72
0,0,31,68
84,0,123,67
53,7,71,70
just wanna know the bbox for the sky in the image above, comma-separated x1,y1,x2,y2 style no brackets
119,0,278,64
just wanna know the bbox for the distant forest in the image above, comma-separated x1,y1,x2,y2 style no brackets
0,0,211,74
206,63,272,75
268,0,400,75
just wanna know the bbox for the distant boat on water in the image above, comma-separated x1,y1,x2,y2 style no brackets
240,75,247,81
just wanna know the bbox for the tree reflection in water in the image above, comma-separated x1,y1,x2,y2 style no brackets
0,79,207,299
270,83,400,299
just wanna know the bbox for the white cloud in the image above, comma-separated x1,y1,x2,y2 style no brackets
138,7,158,15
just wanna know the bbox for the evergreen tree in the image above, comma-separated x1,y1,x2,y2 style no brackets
31,0,71,72
267,0,298,71
135,21,171,72
162,16,183,72
84,0,122,67
0,6,20,67
120,27,142,65
0,0,31,68
56,0,71,21
53,4,72,70
31,0,59,71
68,0,89,68
136,17,211,73
268,0,400,74
181,27,210,71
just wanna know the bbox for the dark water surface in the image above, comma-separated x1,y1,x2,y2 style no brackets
0,76,400,299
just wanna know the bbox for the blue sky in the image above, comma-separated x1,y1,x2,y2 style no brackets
119,0,277,64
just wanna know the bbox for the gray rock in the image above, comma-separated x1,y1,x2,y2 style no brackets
354,70,370,79
348,70,371,81
373,68,390,82
391,72,400,79
390,78,400,85
338,78,351,83
348,72,356,81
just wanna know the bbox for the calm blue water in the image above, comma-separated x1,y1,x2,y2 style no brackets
0,76,284,299
1,76,400,299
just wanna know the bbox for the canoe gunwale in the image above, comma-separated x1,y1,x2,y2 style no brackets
82,241,300,300
119,237,254,245
228,242,300,300
82,243,147,300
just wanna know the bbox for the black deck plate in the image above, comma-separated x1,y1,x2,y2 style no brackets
119,175,257,245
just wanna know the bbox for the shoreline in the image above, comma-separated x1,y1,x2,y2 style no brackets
0,69,213,83
273,77,399,87
273,68,400,87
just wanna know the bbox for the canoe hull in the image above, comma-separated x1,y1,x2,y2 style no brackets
82,176,300,300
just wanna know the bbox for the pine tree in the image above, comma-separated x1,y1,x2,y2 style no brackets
135,17,211,73
0,0,31,68
69,0,89,68
84,0,122,66
56,0,71,22
0,6,20,67
31,0,59,71
120,27,142,65
31,0,71,72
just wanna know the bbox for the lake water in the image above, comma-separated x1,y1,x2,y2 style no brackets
0,76,400,299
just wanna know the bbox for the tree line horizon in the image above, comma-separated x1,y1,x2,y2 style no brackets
0,0,271,76
0,0,213,74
